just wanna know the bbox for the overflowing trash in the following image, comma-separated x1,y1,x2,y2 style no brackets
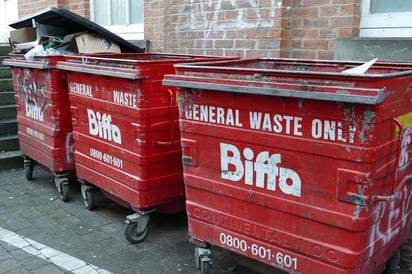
7,6,144,60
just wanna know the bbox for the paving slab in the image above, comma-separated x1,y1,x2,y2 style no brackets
0,167,260,274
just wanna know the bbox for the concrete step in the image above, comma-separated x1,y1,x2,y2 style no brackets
0,134,19,152
0,67,12,78
0,44,11,56
0,91,16,105
0,55,11,66
0,150,23,170
0,78,12,90
0,104,17,119
0,118,17,135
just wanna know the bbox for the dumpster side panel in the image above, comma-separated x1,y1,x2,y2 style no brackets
177,82,412,273
11,64,74,172
66,70,184,211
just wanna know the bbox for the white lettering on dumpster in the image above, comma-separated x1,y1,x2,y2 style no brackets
69,82,93,97
220,143,301,197
249,112,303,136
87,109,122,144
185,104,243,127
26,127,45,141
113,90,137,108
311,119,355,143
182,103,358,143
25,104,44,122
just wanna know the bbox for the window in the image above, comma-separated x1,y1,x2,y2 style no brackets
90,0,144,40
0,0,18,42
360,0,412,37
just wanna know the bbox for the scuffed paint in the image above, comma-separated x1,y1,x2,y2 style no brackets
65,132,74,164
358,110,376,144
352,185,368,220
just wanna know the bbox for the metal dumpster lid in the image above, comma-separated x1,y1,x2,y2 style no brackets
8,6,144,53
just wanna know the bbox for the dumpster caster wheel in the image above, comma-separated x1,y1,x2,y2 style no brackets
83,190,95,210
59,183,70,202
24,158,34,181
384,249,400,274
81,183,96,210
199,260,210,274
54,177,70,202
125,213,151,244
125,221,149,244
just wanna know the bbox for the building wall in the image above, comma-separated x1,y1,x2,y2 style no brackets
281,0,360,59
16,0,360,59
144,0,361,59
17,0,89,18
145,0,285,57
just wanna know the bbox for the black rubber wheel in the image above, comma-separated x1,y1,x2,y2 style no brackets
124,221,149,244
200,260,210,274
83,190,95,211
59,183,70,202
384,249,400,274
24,161,34,181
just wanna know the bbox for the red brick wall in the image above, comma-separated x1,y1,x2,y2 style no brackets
280,0,360,59
145,0,360,59
17,0,360,60
17,0,89,18
145,0,284,58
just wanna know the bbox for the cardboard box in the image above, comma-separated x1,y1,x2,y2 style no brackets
9,27,37,43
74,33,121,53
9,27,37,50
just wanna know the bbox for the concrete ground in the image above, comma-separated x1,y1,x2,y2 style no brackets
0,166,265,274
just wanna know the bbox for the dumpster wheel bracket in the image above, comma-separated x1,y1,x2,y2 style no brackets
124,212,151,244
195,246,212,274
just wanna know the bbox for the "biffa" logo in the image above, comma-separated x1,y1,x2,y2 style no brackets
220,143,301,197
87,109,122,144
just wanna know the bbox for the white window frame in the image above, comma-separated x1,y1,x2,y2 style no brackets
360,0,412,37
90,0,144,41
0,0,19,43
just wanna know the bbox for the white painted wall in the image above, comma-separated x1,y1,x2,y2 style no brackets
0,0,19,43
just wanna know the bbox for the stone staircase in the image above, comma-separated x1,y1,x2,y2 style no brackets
0,43,22,170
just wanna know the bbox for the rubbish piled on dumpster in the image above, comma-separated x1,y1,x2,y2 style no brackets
2,7,143,202
8,6,143,60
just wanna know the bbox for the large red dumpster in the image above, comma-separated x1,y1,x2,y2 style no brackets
56,53,238,243
163,58,412,273
3,55,74,201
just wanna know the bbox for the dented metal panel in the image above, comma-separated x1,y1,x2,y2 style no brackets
163,58,412,273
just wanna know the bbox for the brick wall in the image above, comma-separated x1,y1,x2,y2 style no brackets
145,0,360,59
16,0,360,60
17,0,89,18
280,0,360,59
145,0,284,58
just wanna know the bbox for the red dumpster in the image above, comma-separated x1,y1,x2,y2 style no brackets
163,58,412,274
3,55,74,201
56,53,238,243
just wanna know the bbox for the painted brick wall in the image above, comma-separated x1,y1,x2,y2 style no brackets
145,0,360,59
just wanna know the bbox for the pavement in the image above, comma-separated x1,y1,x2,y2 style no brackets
0,166,264,274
